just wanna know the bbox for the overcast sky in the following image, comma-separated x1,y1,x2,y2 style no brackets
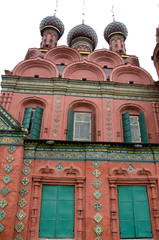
0,0,158,81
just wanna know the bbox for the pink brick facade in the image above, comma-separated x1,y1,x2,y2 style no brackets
0,15,159,240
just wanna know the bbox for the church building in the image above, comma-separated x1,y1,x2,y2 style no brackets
0,9,159,240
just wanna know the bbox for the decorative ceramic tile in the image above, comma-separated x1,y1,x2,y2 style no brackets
107,112,111,116
18,199,27,208
56,163,64,172
93,190,102,200
4,164,13,173
93,169,101,178
106,104,110,107
22,167,31,176
127,164,135,173
24,159,32,166
17,210,26,221
0,210,6,220
54,123,59,127
107,126,111,131
94,213,103,223
107,132,112,136
108,137,112,141
106,99,110,102
0,223,4,232
95,236,102,240
93,201,102,211
107,108,110,111
3,175,11,184
106,122,111,125
94,224,103,235
6,155,14,163
93,180,102,189
8,146,16,153
57,96,61,100
0,198,8,208
53,134,57,138
21,177,29,186
92,161,100,168
53,129,58,133
15,222,24,233
19,188,28,197
14,235,23,240
107,117,111,121
56,100,61,103
1,186,10,197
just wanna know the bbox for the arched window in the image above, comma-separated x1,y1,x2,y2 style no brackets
121,106,148,143
67,102,96,141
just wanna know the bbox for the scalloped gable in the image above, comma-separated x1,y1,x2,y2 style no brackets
44,46,82,65
12,57,59,78
110,64,154,85
87,49,125,68
62,60,107,81
0,104,27,133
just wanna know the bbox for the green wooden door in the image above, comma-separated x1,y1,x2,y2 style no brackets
67,108,74,141
39,185,75,239
118,186,152,239
122,112,132,142
22,107,32,128
30,106,43,139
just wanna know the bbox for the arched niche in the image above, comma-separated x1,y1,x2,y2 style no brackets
87,49,124,68
12,57,59,78
44,46,82,65
110,64,154,85
62,60,107,81
119,103,145,115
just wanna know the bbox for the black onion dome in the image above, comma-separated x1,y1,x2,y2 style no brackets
67,23,98,49
40,16,64,38
104,21,128,42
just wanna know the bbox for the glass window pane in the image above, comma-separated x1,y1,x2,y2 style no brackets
74,113,91,141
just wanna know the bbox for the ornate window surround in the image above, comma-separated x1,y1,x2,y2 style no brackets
28,164,85,240
108,167,159,240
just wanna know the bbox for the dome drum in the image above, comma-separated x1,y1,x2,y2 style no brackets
71,37,94,52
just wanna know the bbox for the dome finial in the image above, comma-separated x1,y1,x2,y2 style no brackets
82,0,85,23
111,4,115,21
54,0,58,16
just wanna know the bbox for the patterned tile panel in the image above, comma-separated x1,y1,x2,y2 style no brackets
93,190,102,200
93,180,102,189
94,213,103,223
4,164,13,173
22,167,31,176
56,163,64,172
8,146,16,153
17,210,26,221
0,223,4,232
6,155,14,163
93,201,102,211
19,188,28,197
92,161,100,168
95,236,102,240
15,222,24,233
24,159,32,166
0,210,6,220
14,235,23,240
0,198,8,208
21,177,29,186
93,169,101,178
18,199,27,208
1,186,10,197
94,224,103,235
2,175,11,184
